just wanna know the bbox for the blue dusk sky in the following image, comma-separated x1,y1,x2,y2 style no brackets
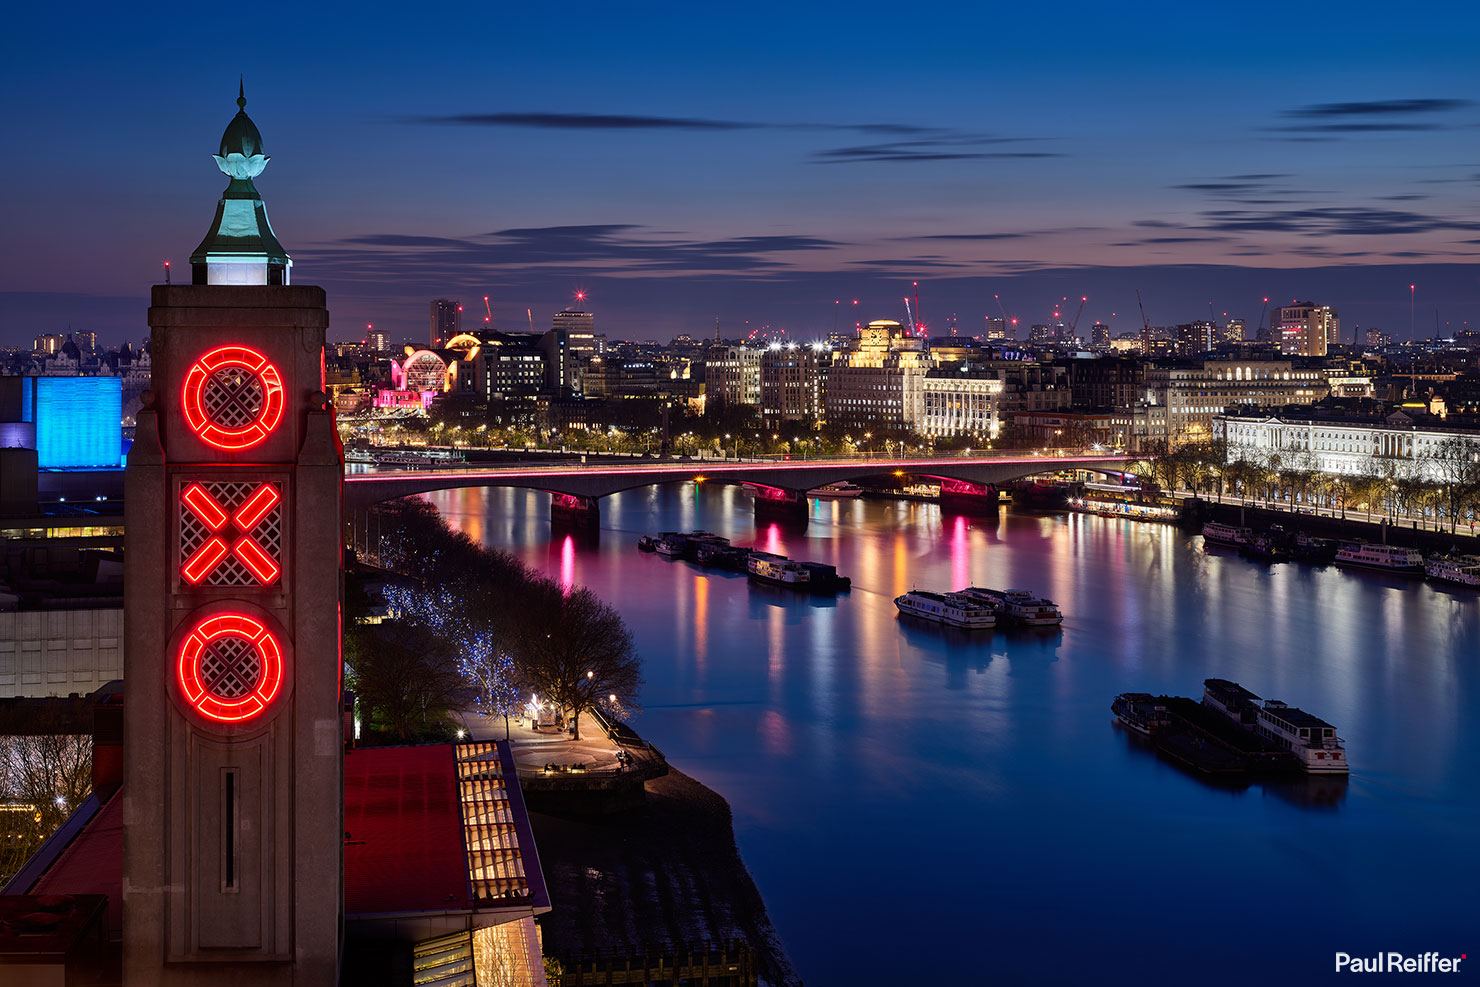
3,1,1479,345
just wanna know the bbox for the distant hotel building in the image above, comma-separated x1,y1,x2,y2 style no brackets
985,317,1010,341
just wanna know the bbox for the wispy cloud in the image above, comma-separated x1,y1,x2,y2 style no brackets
406,111,942,136
406,110,1058,165
304,224,847,281
899,232,1027,241
418,112,755,130
812,135,1061,164
1284,98,1472,118
1271,122,1445,133
1194,206,1480,237
1265,98,1472,137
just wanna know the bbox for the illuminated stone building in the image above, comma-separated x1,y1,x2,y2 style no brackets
823,320,930,430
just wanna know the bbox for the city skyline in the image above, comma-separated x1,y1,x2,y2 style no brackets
5,2,1480,345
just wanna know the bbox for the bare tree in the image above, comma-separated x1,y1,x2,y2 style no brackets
0,730,92,886
1432,434,1480,533
515,580,643,741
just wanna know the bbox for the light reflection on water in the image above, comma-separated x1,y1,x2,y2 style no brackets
425,483,1479,986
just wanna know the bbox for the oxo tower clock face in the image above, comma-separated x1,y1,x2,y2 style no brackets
181,344,285,450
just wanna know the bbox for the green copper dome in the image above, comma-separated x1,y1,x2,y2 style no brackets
219,81,265,159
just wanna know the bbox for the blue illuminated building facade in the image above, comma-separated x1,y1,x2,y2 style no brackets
0,376,123,469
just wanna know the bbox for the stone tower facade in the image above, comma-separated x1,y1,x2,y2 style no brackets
122,91,342,985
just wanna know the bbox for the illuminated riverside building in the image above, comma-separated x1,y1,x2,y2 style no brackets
823,320,929,430
918,370,1002,440
1218,409,1480,482
1124,359,1328,449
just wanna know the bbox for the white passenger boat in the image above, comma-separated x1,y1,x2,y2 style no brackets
958,587,1063,626
1203,679,1348,774
1254,702,1349,774
1333,541,1423,574
810,482,863,499
893,591,996,628
1201,521,1252,547
747,552,812,586
1425,554,1480,588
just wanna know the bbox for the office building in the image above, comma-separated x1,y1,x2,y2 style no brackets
1275,302,1339,357
759,343,826,422
544,310,598,393
1220,409,1480,483
429,297,461,347
704,344,763,409
1124,359,1328,449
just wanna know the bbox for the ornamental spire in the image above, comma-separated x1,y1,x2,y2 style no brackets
189,83,292,285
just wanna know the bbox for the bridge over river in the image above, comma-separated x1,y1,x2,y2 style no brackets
343,453,1137,537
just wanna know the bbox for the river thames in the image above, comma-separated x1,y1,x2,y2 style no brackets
425,483,1478,985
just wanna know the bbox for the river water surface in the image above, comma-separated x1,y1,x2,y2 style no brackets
424,483,1478,986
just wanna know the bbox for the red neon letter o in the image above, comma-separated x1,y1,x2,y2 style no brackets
176,612,285,723
181,345,286,451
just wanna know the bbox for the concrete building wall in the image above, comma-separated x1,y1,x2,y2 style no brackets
0,608,122,696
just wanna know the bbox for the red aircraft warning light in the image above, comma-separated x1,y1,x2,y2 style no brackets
181,345,285,451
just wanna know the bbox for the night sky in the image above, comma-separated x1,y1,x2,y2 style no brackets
6,1,1479,346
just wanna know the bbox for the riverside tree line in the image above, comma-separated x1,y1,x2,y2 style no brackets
346,498,642,742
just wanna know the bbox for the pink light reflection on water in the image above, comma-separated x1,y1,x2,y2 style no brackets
559,534,575,593
951,514,970,591
763,523,783,555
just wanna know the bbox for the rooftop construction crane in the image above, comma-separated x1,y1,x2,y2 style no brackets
1136,289,1152,353
1255,297,1269,341
1069,296,1087,336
